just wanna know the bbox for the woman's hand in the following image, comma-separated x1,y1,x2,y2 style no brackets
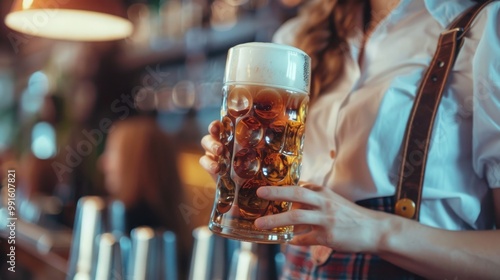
254,183,391,254
199,121,223,182
255,184,500,279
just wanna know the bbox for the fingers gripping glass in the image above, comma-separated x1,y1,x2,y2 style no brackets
208,43,311,243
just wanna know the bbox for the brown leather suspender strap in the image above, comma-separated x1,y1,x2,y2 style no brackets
394,1,494,220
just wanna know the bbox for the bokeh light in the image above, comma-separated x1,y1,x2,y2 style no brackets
31,121,57,159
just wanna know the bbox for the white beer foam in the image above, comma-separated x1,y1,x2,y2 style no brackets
224,42,311,94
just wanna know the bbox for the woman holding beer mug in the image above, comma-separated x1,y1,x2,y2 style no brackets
200,0,500,278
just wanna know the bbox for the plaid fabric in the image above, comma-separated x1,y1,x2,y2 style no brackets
280,196,424,280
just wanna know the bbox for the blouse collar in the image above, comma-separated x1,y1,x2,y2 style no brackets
380,0,476,29
423,0,476,28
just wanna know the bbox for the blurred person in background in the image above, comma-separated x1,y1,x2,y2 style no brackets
99,116,192,275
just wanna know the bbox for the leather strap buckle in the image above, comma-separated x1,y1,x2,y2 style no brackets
441,27,464,36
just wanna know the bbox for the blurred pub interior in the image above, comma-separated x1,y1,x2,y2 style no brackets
0,0,303,279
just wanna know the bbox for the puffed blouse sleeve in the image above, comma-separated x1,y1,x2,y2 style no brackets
472,3,500,188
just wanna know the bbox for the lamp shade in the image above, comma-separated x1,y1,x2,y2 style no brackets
5,0,133,41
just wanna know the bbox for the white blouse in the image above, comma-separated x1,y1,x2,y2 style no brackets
273,0,500,230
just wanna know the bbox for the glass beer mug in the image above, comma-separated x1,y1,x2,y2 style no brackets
209,42,311,243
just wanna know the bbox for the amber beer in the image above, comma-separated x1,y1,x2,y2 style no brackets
209,43,311,243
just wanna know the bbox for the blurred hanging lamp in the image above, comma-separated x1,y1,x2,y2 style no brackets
5,0,133,41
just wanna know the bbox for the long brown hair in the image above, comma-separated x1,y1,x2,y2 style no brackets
295,0,364,100
109,116,191,255
113,117,183,222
